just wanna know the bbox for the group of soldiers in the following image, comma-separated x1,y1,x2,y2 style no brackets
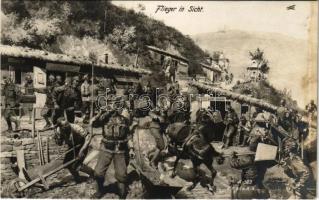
1,74,316,199
220,99,314,199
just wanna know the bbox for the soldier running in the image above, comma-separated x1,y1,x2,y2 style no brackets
90,100,133,199
2,76,21,132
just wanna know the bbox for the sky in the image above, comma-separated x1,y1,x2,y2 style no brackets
111,1,317,107
112,1,313,39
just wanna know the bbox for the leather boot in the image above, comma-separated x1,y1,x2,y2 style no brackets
92,176,105,199
79,164,95,178
117,182,127,199
6,118,13,132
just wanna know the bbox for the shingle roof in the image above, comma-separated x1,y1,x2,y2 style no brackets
0,45,151,75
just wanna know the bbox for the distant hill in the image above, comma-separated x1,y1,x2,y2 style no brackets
192,30,312,107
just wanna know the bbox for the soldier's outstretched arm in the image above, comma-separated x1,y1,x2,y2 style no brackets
90,110,104,127
90,110,114,127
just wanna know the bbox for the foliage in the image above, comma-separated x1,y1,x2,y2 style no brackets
249,48,270,74
1,0,208,75
233,80,299,110
107,23,137,53
1,1,70,48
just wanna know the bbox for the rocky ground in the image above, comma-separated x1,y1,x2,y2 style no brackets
1,116,316,199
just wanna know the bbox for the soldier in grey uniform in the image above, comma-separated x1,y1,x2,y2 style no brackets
2,76,21,132
305,100,317,122
53,77,82,123
280,137,310,199
222,104,239,148
237,116,252,146
229,151,271,199
55,117,94,182
90,103,133,199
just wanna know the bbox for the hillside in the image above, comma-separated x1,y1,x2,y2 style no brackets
192,30,313,107
232,80,298,109
1,1,207,75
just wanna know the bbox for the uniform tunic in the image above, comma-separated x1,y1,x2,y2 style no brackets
93,111,131,183
2,82,20,119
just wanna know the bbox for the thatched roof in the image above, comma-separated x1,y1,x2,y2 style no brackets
189,82,278,112
0,45,151,75
146,45,188,63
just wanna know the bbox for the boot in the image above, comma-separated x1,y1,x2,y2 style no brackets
12,117,20,131
92,176,105,199
222,138,230,149
6,118,13,132
117,182,127,199
79,164,95,178
43,117,52,130
69,168,81,183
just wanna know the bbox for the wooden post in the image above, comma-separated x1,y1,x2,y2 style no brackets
32,108,35,138
16,150,26,180
90,58,95,136
46,137,50,163
40,133,45,165
36,130,42,166
134,48,139,68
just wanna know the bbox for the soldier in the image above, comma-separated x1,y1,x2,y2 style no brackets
80,75,91,123
237,116,252,146
248,111,278,151
23,74,35,124
55,117,94,182
305,100,317,122
276,100,290,130
222,104,239,148
229,152,270,199
37,75,56,129
53,76,82,123
90,102,133,199
55,75,63,86
2,76,21,132
280,137,310,199
147,108,167,169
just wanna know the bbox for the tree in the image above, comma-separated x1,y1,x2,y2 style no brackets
249,48,270,74
107,23,137,53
